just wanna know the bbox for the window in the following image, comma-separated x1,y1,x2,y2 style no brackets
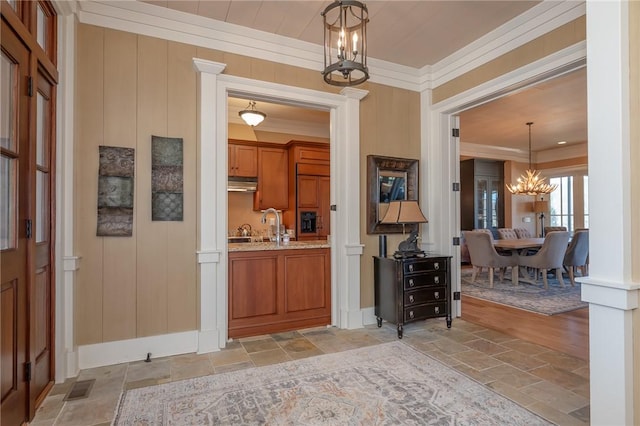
548,174,589,232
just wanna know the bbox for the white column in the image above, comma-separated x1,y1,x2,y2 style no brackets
193,59,226,353
584,1,637,424
55,9,80,381
336,87,367,329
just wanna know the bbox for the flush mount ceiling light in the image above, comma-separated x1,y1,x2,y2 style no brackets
321,0,369,86
238,101,266,126
506,122,558,196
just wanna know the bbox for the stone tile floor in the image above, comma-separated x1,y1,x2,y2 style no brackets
31,319,589,425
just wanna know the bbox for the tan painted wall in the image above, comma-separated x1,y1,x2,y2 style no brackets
74,23,419,344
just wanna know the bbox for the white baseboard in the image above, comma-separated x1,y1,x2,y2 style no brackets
361,307,377,326
77,331,198,370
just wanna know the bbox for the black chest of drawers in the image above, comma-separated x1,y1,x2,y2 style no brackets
374,255,452,338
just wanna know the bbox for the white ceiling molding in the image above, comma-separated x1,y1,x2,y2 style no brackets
429,1,586,89
460,142,528,163
229,116,329,139
77,0,585,93
536,142,588,163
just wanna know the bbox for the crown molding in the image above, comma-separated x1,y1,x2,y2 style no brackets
461,140,587,164
536,141,588,163
76,1,585,93
229,115,330,139
429,1,586,89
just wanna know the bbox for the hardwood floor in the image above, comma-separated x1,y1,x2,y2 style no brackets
461,295,589,361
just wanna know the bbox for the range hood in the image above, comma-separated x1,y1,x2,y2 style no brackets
228,177,258,192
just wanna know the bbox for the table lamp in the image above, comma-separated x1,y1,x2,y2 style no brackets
380,200,428,258
533,199,549,237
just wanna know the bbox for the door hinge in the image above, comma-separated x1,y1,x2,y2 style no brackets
452,128,460,138
27,76,33,97
330,205,337,211
452,237,460,246
25,219,32,239
452,182,460,192
453,291,461,301
25,362,32,381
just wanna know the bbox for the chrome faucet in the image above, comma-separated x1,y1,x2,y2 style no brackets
260,208,281,246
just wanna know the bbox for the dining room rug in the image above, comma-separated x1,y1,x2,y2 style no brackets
113,341,551,425
461,269,588,315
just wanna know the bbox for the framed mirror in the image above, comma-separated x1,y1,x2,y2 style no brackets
367,155,419,234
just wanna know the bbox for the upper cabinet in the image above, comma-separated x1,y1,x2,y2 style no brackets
228,142,258,177
460,158,505,236
254,147,288,211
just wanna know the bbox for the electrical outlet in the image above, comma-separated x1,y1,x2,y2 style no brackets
522,216,532,223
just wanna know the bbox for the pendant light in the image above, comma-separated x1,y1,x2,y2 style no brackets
238,101,266,127
321,0,369,86
506,122,557,195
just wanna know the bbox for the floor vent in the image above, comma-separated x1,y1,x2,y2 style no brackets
64,379,95,401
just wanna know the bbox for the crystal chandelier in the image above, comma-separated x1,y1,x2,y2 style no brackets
238,101,266,126
321,0,369,86
506,122,558,195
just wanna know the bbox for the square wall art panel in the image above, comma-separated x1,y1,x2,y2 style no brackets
151,135,183,221
96,146,135,236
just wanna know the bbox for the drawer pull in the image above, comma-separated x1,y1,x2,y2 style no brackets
409,295,415,303
408,279,415,287
434,262,440,270
434,291,440,299
408,264,414,272
434,306,440,314
409,310,414,319
434,276,440,284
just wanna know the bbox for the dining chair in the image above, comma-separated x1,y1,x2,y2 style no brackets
464,231,519,288
497,228,518,240
563,229,589,286
544,226,567,234
518,231,571,289
514,228,533,239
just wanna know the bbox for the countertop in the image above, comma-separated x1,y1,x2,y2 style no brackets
228,240,330,252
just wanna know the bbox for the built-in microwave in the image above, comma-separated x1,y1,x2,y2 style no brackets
300,211,317,234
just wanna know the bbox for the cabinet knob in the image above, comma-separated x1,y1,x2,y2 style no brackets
409,295,415,303
434,262,440,270
434,306,440,314
408,279,414,287
409,310,414,319
434,291,440,299
434,276,440,284
408,264,414,272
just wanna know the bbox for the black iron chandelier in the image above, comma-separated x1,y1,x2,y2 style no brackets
321,0,369,86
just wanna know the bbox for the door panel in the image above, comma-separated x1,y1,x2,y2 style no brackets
0,21,30,426
31,67,55,410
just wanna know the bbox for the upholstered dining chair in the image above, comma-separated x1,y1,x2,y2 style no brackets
514,228,533,239
464,231,519,288
563,229,589,286
518,231,571,289
497,228,518,240
473,228,495,241
544,226,567,234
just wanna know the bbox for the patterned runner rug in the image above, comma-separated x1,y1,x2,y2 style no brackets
114,341,551,425
461,269,588,315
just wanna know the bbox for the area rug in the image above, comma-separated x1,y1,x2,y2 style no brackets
461,269,588,315
113,342,551,425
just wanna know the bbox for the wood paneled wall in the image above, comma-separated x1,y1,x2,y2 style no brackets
75,26,198,344
75,23,420,344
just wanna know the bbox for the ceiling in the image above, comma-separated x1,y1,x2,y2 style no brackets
140,1,586,153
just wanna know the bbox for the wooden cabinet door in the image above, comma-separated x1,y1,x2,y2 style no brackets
297,175,319,208
317,177,330,237
229,144,257,177
254,147,288,210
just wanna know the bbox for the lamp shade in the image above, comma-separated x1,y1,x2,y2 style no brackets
380,200,428,224
533,200,549,213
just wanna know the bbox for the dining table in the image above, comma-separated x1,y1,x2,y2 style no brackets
493,238,546,252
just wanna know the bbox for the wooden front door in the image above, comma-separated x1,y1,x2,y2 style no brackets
1,2,57,423
1,20,31,426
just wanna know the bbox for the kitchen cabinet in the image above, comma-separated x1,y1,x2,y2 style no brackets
254,147,288,210
296,175,330,239
228,248,331,338
228,143,258,177
374,255,452,338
